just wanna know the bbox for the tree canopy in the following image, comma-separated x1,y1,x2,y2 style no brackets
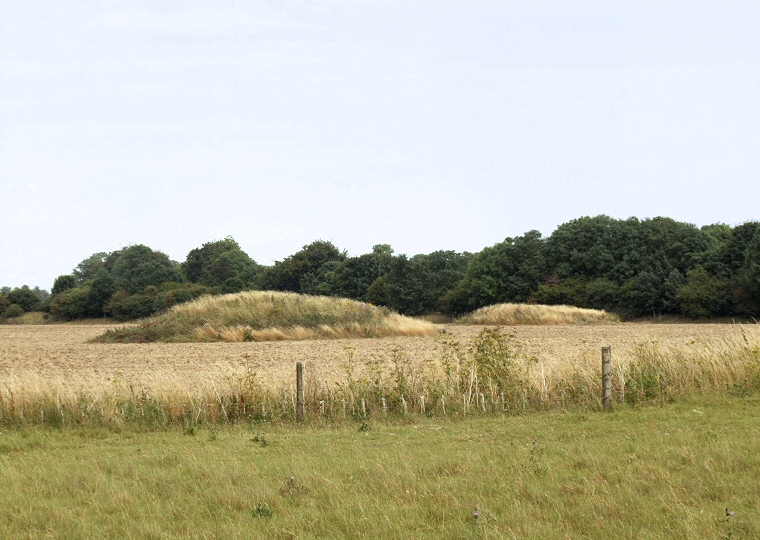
10,216,759,323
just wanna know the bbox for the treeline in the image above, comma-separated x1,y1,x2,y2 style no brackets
2,216,759,322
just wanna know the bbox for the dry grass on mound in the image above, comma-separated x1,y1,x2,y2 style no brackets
2,311,50,325
94,291,436,343
460,303,619,325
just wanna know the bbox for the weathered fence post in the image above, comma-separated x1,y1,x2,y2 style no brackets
602,347,612,411
296,362,305,423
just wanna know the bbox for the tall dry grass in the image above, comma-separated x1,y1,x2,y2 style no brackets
94,291,436,343
459,303,619,325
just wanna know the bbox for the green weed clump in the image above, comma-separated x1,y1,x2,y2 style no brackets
92,291,435,343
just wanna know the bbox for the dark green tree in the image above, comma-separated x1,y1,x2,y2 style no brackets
464,230,545,310
52,274,77,295
73,253,108,283
87,268,116,317
621,271,664,318
320,245,396,301
49,286,91,320
183,237,261,288
529,277,588,307
261,240,345,293
410,250,471,313
585,278,621,312
675,268,730,318
108,245,184,294
7,286,42,312
382,255,427,315
736,227,760,315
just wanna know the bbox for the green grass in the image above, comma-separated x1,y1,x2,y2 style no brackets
1,395,757,539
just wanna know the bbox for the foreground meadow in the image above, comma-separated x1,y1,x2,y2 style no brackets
0,395,758,539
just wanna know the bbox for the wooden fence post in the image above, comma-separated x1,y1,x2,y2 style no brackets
296,362,305,423
602,347,612,411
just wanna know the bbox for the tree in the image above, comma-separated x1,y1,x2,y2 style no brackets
49,286,91,320
736,227,760,316
204,249,260,288
382,255,426,315
585,278,621,312
87,268,116,317
410,250,471,313
529,277,588,307
183,237,261,288
675,268,730,318
621,272,664,318
108,245,184,294
544,215,632,281
262,240,345,293
52,274,77,295
73,253,108,283
320,245,395,301
465,230,545,310
7,286,41,313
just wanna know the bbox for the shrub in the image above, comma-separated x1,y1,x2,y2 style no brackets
4,304,24,319
7,287,41,312
109,293,155,321
49,286,91,321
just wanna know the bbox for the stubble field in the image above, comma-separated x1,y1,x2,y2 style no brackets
1,322,755,401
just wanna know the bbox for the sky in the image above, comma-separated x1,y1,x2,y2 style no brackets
1,1,759,290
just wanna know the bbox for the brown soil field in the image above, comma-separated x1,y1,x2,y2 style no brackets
1,323,756,400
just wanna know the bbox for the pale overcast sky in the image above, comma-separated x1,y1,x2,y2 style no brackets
1,1,759,290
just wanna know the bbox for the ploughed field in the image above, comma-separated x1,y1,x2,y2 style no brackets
1,322,751,399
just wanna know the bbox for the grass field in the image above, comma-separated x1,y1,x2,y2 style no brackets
0,395,757,539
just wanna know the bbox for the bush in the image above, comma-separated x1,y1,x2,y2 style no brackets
4,304,24,319
109,293,155,321
529,277,587,307
154,284,211,311
49,286,91,321
7,286,41,312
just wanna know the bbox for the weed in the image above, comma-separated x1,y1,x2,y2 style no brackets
251,502,274,518
250,433,268,447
